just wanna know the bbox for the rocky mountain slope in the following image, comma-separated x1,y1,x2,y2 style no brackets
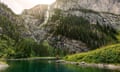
0,3,49,42
46,0,120,53
1,0,120,54
0,3,25,40
55,0,120,15
50,0,120,30
21,4,49,42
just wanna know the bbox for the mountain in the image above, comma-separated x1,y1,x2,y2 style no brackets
17,0,120,54
0,0,120,58
45,0,120,53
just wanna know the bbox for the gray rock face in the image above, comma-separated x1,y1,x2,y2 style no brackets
48,35,89,54
23,4,48,24
21,5,49,42
50,0,120,30
56,0,120,14
67,9,120,30
21,14,48,42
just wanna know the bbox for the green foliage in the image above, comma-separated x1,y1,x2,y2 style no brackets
116,31,120,42
0,14,21,42
0,36,63,58
0,35,15,58
41,41,55,56
50,9,62,22
14,39,65,58
34,40,67,57
14,38,52,58
0,11,22,58
49,9,118,49
64,44,120,64
14,38,36,58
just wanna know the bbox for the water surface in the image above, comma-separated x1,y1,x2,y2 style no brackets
0,60,119,72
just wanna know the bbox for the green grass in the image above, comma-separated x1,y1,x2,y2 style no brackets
64,43,120,64
0,61,7,64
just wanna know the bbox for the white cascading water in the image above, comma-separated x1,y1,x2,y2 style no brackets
40,5,50,28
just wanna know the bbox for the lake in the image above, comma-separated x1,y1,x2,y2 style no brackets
0,60,119,72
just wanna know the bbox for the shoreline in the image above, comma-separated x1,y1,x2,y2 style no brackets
56,60,120,71
0,57,60,61
0,62,9,71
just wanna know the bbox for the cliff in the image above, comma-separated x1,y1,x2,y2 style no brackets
21,4,49,42
56,0,120,14
49,0,120,30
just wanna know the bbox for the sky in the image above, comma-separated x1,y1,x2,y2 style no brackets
1,0,56,14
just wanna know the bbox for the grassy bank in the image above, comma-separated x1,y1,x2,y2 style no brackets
0,57,59,61
64,43,120,64
0,61,7,64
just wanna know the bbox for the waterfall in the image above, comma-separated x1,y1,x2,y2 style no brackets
40,5,50,28
45,5,50,24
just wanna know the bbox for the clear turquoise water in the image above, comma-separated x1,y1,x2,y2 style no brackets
0,60,119,72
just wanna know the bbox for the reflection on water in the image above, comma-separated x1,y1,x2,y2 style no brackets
0,60,119,72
